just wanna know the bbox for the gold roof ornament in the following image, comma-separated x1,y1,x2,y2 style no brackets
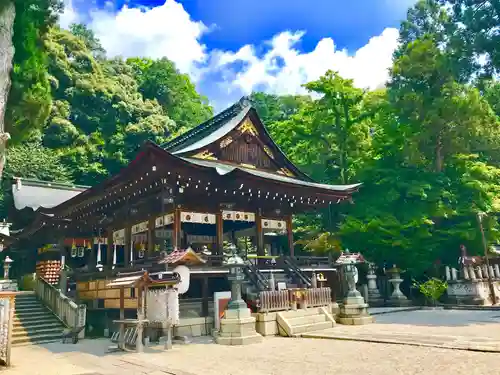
192,150,217,160
238,119,258,136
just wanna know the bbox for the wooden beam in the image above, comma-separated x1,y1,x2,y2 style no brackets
147,217,155,258
106,229,113,269
256,210,264,257
216,210,223,256
286,215,294,257
173,207,181,249
124,225,131,266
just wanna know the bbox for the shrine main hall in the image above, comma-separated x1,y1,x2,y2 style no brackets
11,97,360,316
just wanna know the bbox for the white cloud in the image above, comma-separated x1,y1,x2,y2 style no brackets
88,0,208,75
210,28,400,96
62,0,400,104
59,0,79,29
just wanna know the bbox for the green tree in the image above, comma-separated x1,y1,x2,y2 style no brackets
43,29,175,184
0,141,72,223
127,57,212,133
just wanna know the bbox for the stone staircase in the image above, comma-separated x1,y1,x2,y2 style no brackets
276,307,335,337
13,293,65,346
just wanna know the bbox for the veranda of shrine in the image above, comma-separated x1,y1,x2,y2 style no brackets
10,98,360,335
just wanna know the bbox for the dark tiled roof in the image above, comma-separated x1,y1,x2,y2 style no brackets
162,97,251,153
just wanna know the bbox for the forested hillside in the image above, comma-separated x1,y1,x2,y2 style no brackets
1,0,499,272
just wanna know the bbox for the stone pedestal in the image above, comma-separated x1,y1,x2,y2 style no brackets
338,294,374,325
366,273,384,307
387,276,411,307
0,280,17,292
216,307,263,345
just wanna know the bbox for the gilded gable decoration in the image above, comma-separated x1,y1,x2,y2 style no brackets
192,150,217,160
238,119,258,136
277,168,295,177
263,145,274,159
220,137,233,149
240,163,256,169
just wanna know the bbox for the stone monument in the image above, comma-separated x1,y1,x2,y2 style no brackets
387,266,411,307
366,263,384,306
336,251,373,325
216,245,263,345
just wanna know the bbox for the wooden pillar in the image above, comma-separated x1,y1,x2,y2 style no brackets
201,276,209,317
216,210,223,256
172,207,181,250
118,287,125,350
124,225,131,266
286,215,294,257
256,211,264,257
106,229,113,269
147,217,155,258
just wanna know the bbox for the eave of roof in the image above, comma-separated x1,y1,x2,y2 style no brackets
162,97,250,153
181,157,361,193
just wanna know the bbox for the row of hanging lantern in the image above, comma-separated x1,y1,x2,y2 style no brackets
71,166,346,222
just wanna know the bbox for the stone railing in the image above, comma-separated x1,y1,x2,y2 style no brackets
445,265,500,305
258,287,332,312
34,276,86,338
0,292,15,367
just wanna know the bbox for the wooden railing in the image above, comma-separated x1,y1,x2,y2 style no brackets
258,290,291,312
258,287,332,312
304,287,332,307
34,276,86,338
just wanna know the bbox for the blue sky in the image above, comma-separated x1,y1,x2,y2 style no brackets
62,0,417,110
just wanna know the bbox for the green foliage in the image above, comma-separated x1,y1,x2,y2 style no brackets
413,277,447,305
4,0,500,277
127,57,212,133
5,0,62,142
0,141,73,220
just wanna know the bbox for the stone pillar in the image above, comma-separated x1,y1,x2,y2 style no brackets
494,264,500,279
489,266,495,280
477,266,483,279
469,266,476,280
451,268,458,281
463,266,470,280
445,266,451,281
366,266,384,306
482,265,489,279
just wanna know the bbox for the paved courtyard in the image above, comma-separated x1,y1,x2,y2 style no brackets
5,309,500,375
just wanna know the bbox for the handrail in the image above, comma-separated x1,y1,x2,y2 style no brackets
283,256,312,287
34,275,86,338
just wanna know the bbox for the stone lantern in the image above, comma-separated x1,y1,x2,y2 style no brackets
225,244,247,310
336,251,373,325
216,244,263,345
3,256,13,279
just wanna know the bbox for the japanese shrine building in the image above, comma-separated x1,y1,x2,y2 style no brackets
12,97,360,314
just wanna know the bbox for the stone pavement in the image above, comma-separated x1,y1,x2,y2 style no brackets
303,309,500,352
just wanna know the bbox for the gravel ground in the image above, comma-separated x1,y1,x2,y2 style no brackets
7,333,500,375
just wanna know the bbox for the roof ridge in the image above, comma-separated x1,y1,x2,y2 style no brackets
161,96,251,151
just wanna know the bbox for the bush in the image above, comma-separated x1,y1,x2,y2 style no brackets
413,278,447,306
